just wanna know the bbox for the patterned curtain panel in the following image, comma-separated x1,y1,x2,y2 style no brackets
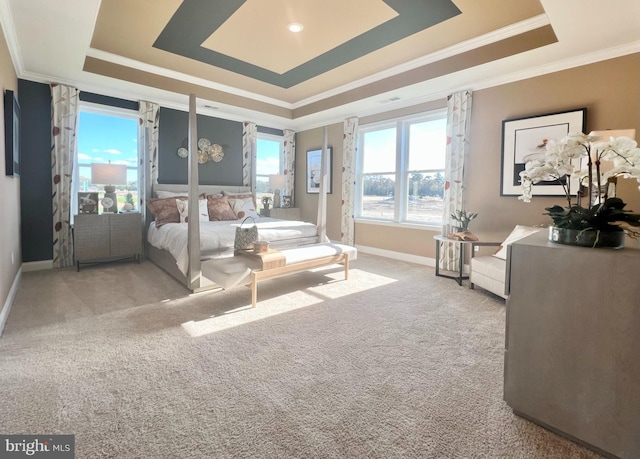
283,129,295,206
51,84,79,268
440,90,473,271
138,101,160,219
341,117,358,245
242,122,257,188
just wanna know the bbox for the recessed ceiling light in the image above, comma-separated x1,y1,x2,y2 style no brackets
288,23,303,33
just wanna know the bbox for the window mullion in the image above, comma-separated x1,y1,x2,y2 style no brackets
396,120,407,222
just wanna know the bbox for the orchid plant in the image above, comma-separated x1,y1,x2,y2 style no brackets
518,132,640,236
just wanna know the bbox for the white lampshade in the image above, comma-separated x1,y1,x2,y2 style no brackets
269,174,286,190
91,163,127,185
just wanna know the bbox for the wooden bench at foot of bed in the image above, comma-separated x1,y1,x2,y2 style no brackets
201,243,357,307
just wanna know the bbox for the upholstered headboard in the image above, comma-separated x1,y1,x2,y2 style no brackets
152,184,251,197
145,184,253,230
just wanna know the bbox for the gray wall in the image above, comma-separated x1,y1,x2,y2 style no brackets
158,107,243,185
18,79,53,262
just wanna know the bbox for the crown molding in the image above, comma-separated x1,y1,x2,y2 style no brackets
86,48,293,110
472,40,640,92
292,14,551,109
0,0,24,75
289,41,640,132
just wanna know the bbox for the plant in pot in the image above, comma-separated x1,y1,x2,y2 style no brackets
450,210,478,232
518,132,640,248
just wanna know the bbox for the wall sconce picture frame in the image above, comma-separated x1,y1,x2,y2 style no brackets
78,192,99,214
4,90,20,177
501,107,586,196
306,147,332,194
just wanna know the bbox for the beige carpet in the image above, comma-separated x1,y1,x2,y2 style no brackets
0,254,602,458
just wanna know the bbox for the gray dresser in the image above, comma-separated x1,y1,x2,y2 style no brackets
74,213,142,271
504,230,640,458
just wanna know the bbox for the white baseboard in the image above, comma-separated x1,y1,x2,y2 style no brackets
22,259,53,272
0,267,21,337
355,244,436,267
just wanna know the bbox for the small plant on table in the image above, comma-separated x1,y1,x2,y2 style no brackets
450,210,478,231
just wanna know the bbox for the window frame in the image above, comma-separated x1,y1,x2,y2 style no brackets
255,132,284,180
255,132,285,209
73,102,139,220
355,109,447,228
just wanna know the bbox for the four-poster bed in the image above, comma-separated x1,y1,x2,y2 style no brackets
143,94,353,294
145,184,320,290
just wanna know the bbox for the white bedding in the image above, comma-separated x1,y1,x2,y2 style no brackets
147,217,318,275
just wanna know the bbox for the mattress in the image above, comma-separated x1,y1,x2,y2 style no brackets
147,217,318,275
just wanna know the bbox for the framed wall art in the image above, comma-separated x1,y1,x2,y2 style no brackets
78,192,99,214
306,147,332,194
500,108,586,196
4,90,20,177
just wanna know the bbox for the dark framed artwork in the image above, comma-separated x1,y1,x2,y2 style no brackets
78,192,99,214
4,90,20,177
306,147,332,194
500,108,586,196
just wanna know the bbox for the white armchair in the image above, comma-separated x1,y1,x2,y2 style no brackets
469,226,542,299
470,241,507,299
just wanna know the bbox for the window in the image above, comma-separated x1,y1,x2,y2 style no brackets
73,104,139,218
255,133,284,209
356,111,447,226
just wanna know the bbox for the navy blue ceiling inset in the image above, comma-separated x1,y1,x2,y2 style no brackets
153,0,461,88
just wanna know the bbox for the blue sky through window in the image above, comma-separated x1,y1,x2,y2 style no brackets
256,138,281,176
77,111,138,186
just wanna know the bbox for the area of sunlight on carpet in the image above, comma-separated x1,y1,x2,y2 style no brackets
180,268,397,336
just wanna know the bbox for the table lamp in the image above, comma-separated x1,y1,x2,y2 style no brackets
91,163,127,213
269,174,286,208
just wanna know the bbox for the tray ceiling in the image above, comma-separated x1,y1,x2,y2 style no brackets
2,0,639,129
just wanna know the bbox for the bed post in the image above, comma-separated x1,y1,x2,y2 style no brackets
316,127,329,242
187,94,202,290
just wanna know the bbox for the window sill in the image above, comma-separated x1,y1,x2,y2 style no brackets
355,218,441,231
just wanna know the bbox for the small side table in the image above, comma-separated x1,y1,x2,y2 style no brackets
433,235,475,286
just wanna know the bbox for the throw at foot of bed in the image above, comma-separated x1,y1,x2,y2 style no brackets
201,243,357,306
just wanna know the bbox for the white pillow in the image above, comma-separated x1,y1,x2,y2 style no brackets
176,199,209,223
493,225,542,260
228,196,260,220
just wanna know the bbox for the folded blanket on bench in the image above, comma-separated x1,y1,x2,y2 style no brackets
201,242,357,296
280,243,357,264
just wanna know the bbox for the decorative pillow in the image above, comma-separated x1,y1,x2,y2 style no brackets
222,191,256,206
206,194,236,221
147,197,187,227
176,199,209,223
228,196,260,220
493,225,542,260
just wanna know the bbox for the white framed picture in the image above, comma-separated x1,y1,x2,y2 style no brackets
306,147,332,194
78,192,99,214
501,108,586,196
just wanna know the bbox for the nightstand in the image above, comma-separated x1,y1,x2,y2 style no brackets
260,207,301,221
74,212,142,271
